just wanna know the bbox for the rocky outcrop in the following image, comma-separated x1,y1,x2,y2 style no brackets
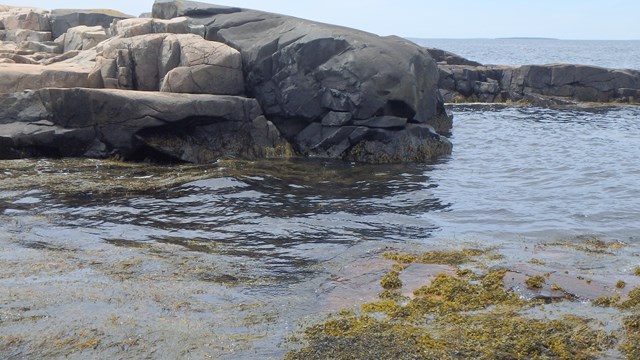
435,51,640,104
0,88,291,161
0,1,453,164
152,0,453,162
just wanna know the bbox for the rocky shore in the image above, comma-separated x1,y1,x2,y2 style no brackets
0,1,452,163
427,48,640,105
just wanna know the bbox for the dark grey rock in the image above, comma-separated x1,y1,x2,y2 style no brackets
344,124,453,164
0,88,291,161
439,62,640,105
353,116,408,129
424,47,482,66
321,111,352,127
150,1,451,162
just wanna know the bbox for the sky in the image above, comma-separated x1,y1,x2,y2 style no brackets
2,0,639,40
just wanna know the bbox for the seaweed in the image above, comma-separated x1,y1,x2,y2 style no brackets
285,248,623,359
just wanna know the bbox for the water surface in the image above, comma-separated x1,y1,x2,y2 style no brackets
1,104,640,358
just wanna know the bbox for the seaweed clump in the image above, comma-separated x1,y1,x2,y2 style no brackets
384,248,487,266
524,275,546,290
285,249,616,359
621,314,640,359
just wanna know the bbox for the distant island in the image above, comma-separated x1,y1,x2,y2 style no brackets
495,37,559,40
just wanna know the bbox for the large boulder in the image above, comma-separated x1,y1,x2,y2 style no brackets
0,88,291,161
92,33,244,95
152,0,452,162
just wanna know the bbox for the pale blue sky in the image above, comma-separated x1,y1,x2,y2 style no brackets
2,0,639,40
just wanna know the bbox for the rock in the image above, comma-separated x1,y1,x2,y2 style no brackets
353,116,408,129
17,40,63,54
0,88,291,161
63,25,107,52
3,29,52,42
160,64,245,95
151,1,452,162
0,63,93,93
0,7,51,31
424,47,482,66
50,9,132,39
110,17,205,38
152,0,241,20
96,33,243,94
321,111,352,127
439,62,640,104
42,50,80,65
0,53,38,64
344,124,453,163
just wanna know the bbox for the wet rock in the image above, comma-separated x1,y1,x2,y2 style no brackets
0,88,290,161
344,124,453,163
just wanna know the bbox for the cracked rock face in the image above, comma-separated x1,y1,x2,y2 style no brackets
93,33,245,95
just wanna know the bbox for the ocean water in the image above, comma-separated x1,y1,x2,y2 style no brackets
412,38,640,70
1,40,640,358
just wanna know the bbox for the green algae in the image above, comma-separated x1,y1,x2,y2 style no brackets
285,250,620,360
384,248,488,266
528,258,546,266
593,295,621,308
619,287,640,310
524,275,546,290
621,314,640,359
634,267,640,276
286,270,614,360
380,270,403,290
285,248,629,359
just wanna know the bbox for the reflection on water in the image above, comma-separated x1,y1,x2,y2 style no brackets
1,104,640,358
